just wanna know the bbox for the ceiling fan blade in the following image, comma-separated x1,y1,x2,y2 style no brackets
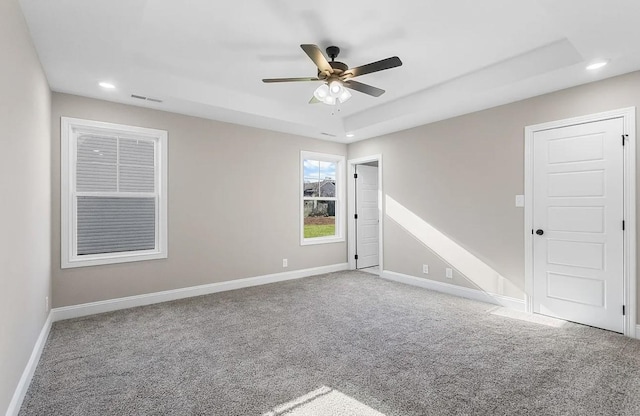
262,77,321,83
343,80,385,97
342,56,402,78
300,44,333,74
309,96,321,104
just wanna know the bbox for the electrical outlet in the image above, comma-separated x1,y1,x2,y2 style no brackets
282,258,288,268
445,268,453,279
45,296,49,311
422,264,429,274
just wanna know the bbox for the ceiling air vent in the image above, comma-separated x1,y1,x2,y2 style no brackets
321,132,337,137
131,94,163,103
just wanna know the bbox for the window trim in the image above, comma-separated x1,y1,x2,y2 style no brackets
300,151,345,246
61,117,168,268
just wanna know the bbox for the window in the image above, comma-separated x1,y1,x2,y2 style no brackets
301,151,345,245
61,117,168,268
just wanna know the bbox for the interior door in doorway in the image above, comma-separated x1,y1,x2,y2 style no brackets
532,117,625,333
356,164,379,269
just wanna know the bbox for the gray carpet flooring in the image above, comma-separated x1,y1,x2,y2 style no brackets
19,271,640,415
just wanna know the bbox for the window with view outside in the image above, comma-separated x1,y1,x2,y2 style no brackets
303,159,337,239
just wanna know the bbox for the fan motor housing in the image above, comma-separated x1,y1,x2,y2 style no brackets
318,61,348,79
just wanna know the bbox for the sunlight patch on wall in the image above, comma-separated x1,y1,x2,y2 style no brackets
263,385,385,416
385,195,523,298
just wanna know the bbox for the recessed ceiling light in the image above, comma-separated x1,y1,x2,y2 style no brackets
586,61,608,70
346,133,355,138
99,82,116,89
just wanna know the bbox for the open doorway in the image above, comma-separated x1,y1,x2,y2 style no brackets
348,155,383,275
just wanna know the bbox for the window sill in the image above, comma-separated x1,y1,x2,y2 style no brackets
300,237,345,246
62,250,167,269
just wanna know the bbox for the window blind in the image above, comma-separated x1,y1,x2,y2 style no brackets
76,135,117,192
75,134,158,255
77,197,156,255
119,138,155,192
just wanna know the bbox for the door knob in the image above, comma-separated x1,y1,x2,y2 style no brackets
535,229,544,236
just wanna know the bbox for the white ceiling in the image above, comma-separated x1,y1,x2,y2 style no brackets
19,0,640,143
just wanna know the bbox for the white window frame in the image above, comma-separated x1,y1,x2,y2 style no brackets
300,151,345,246
61,117,168,268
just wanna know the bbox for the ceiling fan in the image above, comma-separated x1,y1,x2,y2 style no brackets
262,44,402,105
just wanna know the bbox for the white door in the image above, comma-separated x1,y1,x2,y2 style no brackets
356,165,379,269
532,117,625,332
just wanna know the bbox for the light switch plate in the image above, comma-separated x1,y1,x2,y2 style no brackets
515,194,525,207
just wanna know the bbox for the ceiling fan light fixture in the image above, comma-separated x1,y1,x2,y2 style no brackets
313,82,351,105
338,88,352,103
314,84,329,100
323,96,337,105
329,80,343,97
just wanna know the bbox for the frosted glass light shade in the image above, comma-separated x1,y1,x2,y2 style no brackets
338,88,351,103
324,96,336,105
329,80,342,97
314,84,329,100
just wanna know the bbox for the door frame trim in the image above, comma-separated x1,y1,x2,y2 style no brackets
348,154,383,272
524,107,636,337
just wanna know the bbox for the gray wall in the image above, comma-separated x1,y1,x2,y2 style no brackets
0,0,52,413
348,71,640,319
51,93,347,307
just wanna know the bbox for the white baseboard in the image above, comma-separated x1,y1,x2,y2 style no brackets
6,312,53,416
51,263,349,322
381,270,526,312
